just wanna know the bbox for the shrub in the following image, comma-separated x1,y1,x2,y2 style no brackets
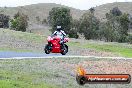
10,12,28,32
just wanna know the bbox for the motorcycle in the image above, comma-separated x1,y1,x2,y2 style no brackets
44,36,69,55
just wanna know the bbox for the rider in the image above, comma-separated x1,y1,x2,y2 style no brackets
51,25,66,49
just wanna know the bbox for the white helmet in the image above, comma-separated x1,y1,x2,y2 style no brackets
57,25,62,31
57,26,61,29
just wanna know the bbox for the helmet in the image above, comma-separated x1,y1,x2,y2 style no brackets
57,25,61,31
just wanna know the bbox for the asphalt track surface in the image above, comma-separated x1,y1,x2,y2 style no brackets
0,51,132,59
0,51,62,58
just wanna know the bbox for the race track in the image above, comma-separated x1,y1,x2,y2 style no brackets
0,51,62,58
0,51,132,59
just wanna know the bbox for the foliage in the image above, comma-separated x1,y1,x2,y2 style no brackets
89,7,95,15
68,29,79,38
110,7,122,16
77,7,130,43
0,14,10,28
47,6,130,42
104,9,129,42
79,9,100,40
48,7,72,35
128,34,132,44
69,19,80,38
10,12,28,32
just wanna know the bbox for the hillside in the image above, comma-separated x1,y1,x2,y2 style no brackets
0,2,132,32
0,3,85,33
94,2,132,21
1,2,132,21
0,3,85,22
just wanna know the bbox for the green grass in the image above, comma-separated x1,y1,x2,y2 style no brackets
0,80,56,88
0,29,46,52
0,29,46,43
0,58,132,88
0,29,131,57
84,43,132,57
0,47,33,52
0,60,58,88
0,46,42,53
68,41,132,57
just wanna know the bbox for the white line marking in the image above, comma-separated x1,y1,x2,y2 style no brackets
0,56,132,59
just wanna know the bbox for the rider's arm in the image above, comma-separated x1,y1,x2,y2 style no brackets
51,31,57,37
61,30,66,37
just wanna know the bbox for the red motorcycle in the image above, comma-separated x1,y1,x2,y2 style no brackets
44,36,69,55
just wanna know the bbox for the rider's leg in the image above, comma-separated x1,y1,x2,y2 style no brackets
48,42,52,50
60,39,64,50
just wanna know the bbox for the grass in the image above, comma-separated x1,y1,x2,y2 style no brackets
0,46,43,53
68,41,132,57
0,59,58,88
0,29,46,43
0,29,131,57
0,29,46,52
0,58,131,88
84,43,132,57
0,60,63,88
0,79,54,88
0,47,33,52
0,79,57,88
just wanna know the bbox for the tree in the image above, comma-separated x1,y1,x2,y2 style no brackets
10,12,28,32
110,7,122,16
89,7,95,15
0,14,9,28
102,7,129,42
129,15,132,31
117,13,129,42
48,7,72,35
128,34,132,44
69,19,80,38
79,10,100,40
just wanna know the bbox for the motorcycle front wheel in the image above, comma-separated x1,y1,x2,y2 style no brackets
44,44,51,54
61,44,68,55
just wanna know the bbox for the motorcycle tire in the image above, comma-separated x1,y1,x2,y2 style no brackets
44,44,50,54
61,45,68,55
